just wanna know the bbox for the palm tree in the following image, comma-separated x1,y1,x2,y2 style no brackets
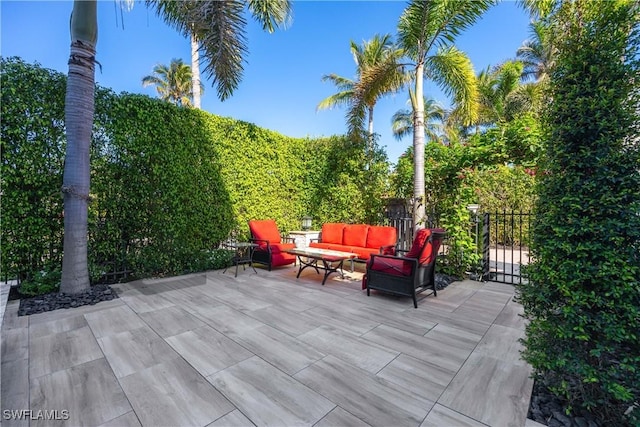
61,0,291,294
318,34,405,146
357,0,494,229
476,60,531,125
517,21,555,82
391,97,449,144
142,59,201,107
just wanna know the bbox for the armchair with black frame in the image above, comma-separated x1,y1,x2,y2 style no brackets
363,228,446,308
248,219,297,271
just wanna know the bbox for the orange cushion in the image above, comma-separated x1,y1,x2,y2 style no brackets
320,223,345,244
269,242,295,255
249,220,282,245
365,226,397,249
343,224,369,247
406,228,432,263
406,228,445,264
368,256,412,276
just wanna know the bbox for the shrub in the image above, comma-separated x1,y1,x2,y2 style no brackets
518,2,640,425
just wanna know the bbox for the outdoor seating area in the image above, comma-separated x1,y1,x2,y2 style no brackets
1,264,534,427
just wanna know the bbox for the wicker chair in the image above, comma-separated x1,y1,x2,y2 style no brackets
364,228,445,308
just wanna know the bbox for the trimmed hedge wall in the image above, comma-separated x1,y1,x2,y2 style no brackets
1,57,388,283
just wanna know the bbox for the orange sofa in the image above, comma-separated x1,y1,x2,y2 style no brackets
309,223,397,261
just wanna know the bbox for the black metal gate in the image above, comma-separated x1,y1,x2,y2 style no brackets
481,211,532,285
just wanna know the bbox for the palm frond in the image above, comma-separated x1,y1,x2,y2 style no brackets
320,74,355,91
149,0,290,101
391,109,414,141
317,91,355,111
398,0,496,62
247,0,292,33
426,45,479,126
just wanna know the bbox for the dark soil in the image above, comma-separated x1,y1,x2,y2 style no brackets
17,284,119,316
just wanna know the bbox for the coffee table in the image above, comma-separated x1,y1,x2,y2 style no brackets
285,247,358,285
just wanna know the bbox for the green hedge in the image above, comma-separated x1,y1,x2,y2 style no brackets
518,1,640,424
1,56,389,285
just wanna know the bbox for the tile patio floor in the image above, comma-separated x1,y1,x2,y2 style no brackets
1,264,536,427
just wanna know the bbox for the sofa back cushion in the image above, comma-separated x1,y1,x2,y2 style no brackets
343,224,369,247
249,220,282,244
321,223,345,244
365,225,397,250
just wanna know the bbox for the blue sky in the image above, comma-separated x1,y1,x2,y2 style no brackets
1,1,531,164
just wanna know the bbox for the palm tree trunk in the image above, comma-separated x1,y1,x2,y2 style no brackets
60,0,97,295
413,62,426,231
367,105,374,158
191,31,201,109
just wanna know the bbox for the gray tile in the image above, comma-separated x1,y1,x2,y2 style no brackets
121,293,174,313
424,322,484,351
1,327,28,364
208,356,335,427
295,355,433,427
209,286,273,312
298,326,398,374
207,409,255,427
473,324,528,366
120,357,234,427
494,298,527,330
421,404,489,427
235,285,318,313
301,305,380,336
353,305,436,336
1,358,30,425
190,304,265,335
98,411,142,427
97,326,179,378
315,407,371,427
29,314,87,340
84,305,146,338
29,326,103,379
166,326,252,376
30,358,132,427
363,324,470,373
1,301,28,330
438,352,533,427
138,305,205,338
377,354,456,402
27,299,124,326
246,305,322,337
233,325,325,375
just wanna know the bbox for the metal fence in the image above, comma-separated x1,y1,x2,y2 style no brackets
481,211,532,285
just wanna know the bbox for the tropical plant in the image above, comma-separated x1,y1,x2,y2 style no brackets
516,20,555,83
358,0,495,230
142,58,202,107
391,97,449,144
519,0,640,424
476,60,535,125
318,34,405,146
60,0,291,294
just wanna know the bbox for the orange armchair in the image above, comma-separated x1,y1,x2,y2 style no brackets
364,228,446,308
248,220,296,271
